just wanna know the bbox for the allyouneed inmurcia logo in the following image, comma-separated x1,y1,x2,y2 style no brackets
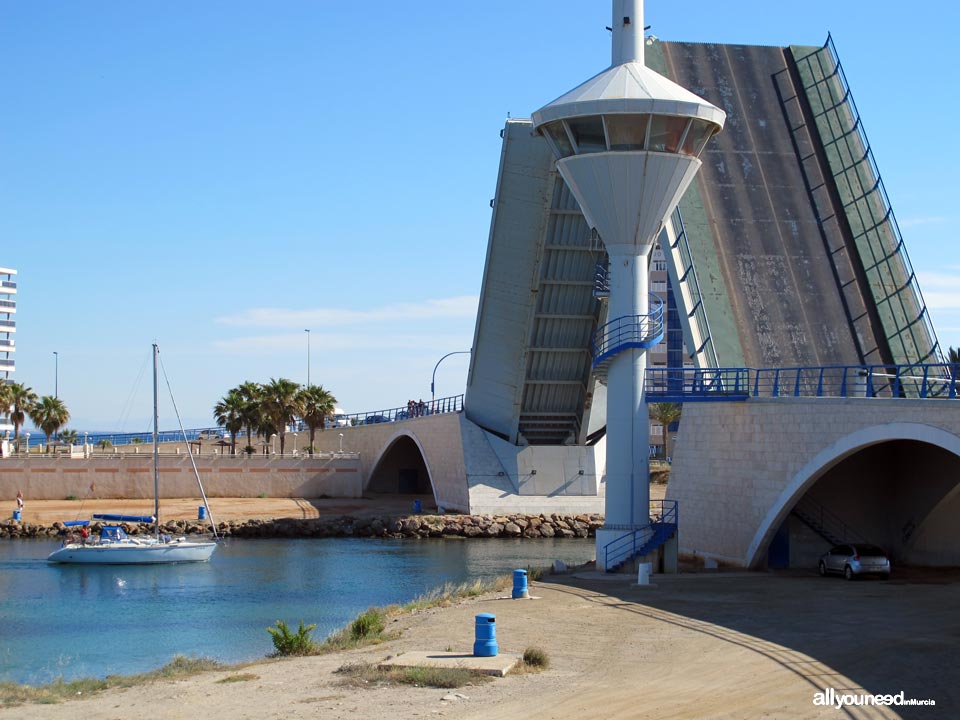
813,688,936,709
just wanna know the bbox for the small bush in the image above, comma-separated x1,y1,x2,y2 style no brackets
267,620,317,656
64,495,78,501
243,445,255,455
522,646,549,669
350,609,385,640
257,492,268,499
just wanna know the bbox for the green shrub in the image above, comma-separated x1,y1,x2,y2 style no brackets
244,445,255,456
350,608,385,640
267,620,317,656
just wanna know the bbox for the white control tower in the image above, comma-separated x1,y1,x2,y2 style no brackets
532,0,725,568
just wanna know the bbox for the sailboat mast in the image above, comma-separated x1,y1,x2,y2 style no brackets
153,343,161,541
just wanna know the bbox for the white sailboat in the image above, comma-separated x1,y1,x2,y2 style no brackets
48,344,218,564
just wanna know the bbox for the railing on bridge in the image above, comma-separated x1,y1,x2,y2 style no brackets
10,394,466,449
645,364,958,402
322,394,464,428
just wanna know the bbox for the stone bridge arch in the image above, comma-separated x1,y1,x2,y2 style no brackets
746,422,960,568
366,430,438,506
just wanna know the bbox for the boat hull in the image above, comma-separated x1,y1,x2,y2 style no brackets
47,540,217,564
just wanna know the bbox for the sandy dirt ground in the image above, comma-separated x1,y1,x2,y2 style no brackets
3,568,956,719
16,495,437,525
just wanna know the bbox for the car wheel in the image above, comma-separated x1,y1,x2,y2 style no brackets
844,565,854,581
818,561,827,577
881,572,891,580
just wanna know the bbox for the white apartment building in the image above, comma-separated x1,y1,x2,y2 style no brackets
0,266,16,435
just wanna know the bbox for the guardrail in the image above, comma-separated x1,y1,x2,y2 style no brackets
322,394,464,428
592,296,665,369
646,364,958,402
9,394,467,448
602,500,678,570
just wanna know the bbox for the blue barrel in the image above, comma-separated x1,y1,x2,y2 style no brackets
413,499,422,514
512,569,529,599
12,509,21,522
473,613,497,657
198,506,207,521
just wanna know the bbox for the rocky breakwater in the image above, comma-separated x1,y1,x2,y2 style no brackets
1,513,604,541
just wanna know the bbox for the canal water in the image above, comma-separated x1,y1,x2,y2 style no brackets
0,537,595,684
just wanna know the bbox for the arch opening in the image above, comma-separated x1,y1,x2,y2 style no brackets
367,435,435,498
757,438,960,570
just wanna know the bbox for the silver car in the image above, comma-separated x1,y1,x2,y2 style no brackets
819,544,891,580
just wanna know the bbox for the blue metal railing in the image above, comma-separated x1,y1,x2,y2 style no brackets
591,295,665,368
14,394,466,447
320,394,464,428
603,500,678,571
646,364,958,402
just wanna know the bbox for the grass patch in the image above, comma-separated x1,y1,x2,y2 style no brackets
319,608,397,653
336,662,493,689
216,673,259,684
0,655,223,707
401,571,533,613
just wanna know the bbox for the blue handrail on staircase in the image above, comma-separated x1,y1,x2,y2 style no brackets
602,500,678,571
591,295,665,373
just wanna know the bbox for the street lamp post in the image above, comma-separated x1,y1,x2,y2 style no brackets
271,433,278,455
292,432,298,455
431,350,472,402
305,329,311,388
24,432,30,458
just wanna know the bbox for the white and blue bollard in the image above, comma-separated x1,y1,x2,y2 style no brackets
473,613,498,657
512,569,529,599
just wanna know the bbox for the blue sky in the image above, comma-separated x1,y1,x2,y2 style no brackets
3,1,959,430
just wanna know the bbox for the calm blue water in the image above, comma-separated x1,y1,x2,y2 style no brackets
0,538,594,685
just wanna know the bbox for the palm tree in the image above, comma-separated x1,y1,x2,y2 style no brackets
650,402,682,461
213,390,246,455
261,378,302,454
0,381,10,417
7,383,37,440
297,385,337,454
236,381,264,451
7,382,37,439
59,429,79,446
949,346,959,364
97,438,113,450
27,396,70,452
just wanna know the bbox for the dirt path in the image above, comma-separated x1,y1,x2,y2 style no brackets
4,570,954,719
15,495,434,525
